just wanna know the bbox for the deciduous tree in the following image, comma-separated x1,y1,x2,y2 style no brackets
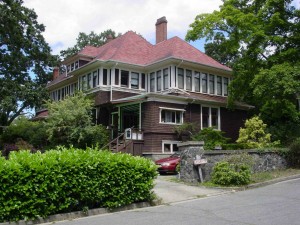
186,0,300,143
0,0,55,129
60,30,121,60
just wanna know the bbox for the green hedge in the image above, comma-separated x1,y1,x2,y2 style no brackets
0,147,157,222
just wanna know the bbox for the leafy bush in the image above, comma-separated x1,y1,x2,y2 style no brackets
0,147,157,222
0,116,48,148
287,138,300,168
237,116,279,148
192,128,229,150
46,92,109,148
211,161,251,186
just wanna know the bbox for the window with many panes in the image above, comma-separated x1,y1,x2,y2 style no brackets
160,108,184,124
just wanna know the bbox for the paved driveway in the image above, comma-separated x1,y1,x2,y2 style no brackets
153,175,229,203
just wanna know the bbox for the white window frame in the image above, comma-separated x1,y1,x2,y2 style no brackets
159,107,185,125
162,140,181,153
201,105,221,130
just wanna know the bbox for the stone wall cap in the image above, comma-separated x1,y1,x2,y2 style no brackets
177,141,204,147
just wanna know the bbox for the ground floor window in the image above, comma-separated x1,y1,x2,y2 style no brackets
162,141,180,153
201,106,220,129
160,107,184,124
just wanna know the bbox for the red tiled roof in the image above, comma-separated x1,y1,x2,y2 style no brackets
50,31,231,86
92,31,231,70
78,46,99,57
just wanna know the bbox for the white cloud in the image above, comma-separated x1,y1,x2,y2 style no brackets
23,0,223,54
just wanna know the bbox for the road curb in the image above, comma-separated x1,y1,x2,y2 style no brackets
0,201,154,225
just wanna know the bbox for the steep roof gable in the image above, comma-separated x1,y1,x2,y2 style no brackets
94,31,153,65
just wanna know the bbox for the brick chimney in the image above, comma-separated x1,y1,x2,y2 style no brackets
106,34,113,43
52,67,59,80
156,16,167,44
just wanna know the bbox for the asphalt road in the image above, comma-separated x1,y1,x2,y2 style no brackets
42,178,300,225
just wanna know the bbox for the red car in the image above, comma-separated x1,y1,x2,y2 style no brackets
155,153,180,174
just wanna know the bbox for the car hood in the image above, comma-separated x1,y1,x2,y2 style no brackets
155,157,179,164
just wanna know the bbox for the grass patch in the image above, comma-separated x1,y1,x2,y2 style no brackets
251,168,300,183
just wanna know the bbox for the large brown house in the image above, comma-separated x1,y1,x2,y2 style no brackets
38,17,252,159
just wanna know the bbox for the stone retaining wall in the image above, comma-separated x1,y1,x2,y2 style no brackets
178,142,288,183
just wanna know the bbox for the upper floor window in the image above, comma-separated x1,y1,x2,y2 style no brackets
217,76,222,95
157,70,162,91
195,71,201,92
131,72,139,89
102,69,108,85
150,72,155,92
178,68,184,89
115,69,119,85
141,73,146,89
163,68,169,90
209,74,215,94
186,70,192,91
121,70,129,87
224,77,229,96
92,71,97,88
202,73,208,93
160,107,184,125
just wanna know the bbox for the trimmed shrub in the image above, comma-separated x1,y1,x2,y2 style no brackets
211,161,251,186
0,147,157,222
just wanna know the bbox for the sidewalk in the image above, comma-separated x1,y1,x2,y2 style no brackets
153,175,230,204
